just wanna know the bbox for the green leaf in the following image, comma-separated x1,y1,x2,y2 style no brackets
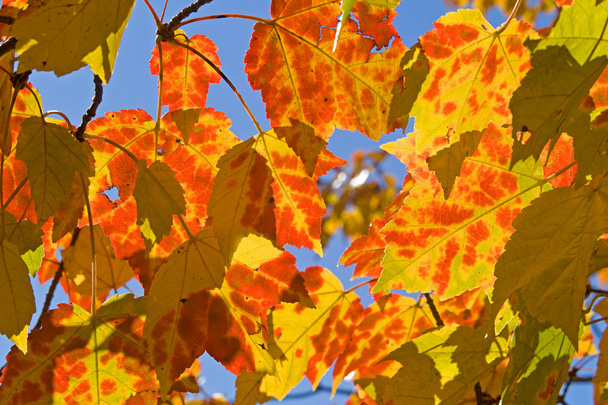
15,117,93,224
382,326,507,404
509,46,607,166
491,174,608,347
502,317,575,405
12,0,136,83
0,240,35,353
132,160,186,251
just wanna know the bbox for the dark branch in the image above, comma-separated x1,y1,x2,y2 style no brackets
0,37,15,59
33,228,82,330
0,16,14,25
74,74,103,142
424,292,444,327
160,0,214,38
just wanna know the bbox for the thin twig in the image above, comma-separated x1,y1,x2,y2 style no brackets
74,74,103,142
496,0,523,35
424,292,444,327
33,228,82,330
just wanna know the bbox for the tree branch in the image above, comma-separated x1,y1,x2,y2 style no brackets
73,74,103,142
160,0,214,38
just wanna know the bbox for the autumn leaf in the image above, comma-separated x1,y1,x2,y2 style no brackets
381,326,507,404
150,33,221,112
208,128,325,262
399,9,537,156
501,317,575,405
0,294,158,404
491,174,608,346
15,117,93,225
62,225,134,307
12,0,135,83
133,160,186,250
332,294,434,394
0,240,34,353
245,0,405,140
375,123,545,299
245,266,363,400
509,46,607,166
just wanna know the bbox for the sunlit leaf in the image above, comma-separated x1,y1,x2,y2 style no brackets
13,0,135,82
16,117,93,224
491,174,608,346
375,123,545,299
245,0,406,140
0,294,158,403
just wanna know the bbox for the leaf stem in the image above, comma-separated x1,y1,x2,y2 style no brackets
496,0,523,35
1,176,27,211
84,134,140,163
584,315,608,326
73,74,103,142
540,161,577,185
154,38,164,160
170,38,264,134
141,0,161,27
583,291,608,314
177,14,271,29
81,173,97,316
345,278,378,294
424,292,444,327
43,111,73,130
177,214,195,240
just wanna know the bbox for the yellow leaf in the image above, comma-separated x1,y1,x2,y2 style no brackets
62,225,134,298
0,240,35,353
13,0,135,83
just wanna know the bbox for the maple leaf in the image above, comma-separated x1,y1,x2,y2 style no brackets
245,0,405,140
0,294,158,404
395,9,537,157
133,160,186,251
0,240,34,353
150,32,221,112
491,174,608,346
15,117,94,225
237,266,363,401
12,0,135,83
208,127,325,262
509,46,608,166
381,326,507,404
332,294,434,394
375,123,545,299
62,225,134,308
501,317,575,404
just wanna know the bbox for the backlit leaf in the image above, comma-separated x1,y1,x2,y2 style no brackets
375,123,545,299
150,33,221,111
509,46,607,166
245,0,405,140
0,294,157,403
382,326,507,404
132,160,186,250
12,0,135,83
255,266,363,400
0,240,34,353
16,117,93,224
501,317,575,405
403,9,537,155
491,174,608,346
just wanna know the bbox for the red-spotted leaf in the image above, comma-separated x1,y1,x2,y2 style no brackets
332,294,434,394
208,129,325,262
133,159,186,250
375,123,546,299
15,117,93,224
252,266,363,400
0,294,158,404
403,9,537,156
245,0,405,140
150,33,221,111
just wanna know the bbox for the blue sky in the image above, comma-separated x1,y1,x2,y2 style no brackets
0,0,595,404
